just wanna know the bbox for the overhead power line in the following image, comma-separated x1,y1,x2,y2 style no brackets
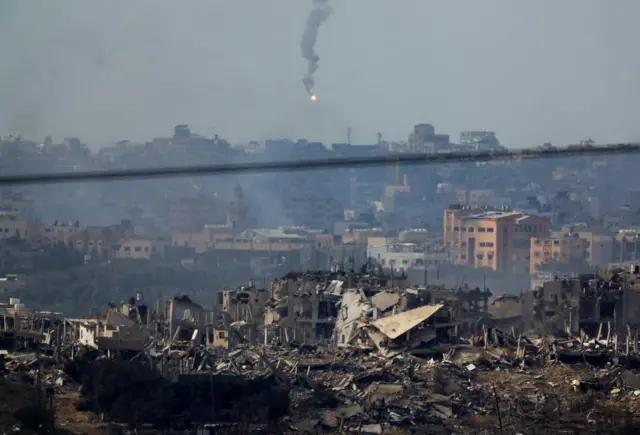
0,142,639,186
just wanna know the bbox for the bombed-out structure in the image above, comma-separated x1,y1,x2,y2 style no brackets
523,265,640,340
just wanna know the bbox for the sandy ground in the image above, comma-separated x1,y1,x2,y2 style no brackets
54,390,107,435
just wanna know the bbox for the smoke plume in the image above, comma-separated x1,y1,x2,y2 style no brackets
301,0,332,96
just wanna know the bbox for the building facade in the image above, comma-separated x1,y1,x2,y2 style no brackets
444,205,550,274
529,234,589,272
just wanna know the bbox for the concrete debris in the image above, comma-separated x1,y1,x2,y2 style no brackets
5,268,640,432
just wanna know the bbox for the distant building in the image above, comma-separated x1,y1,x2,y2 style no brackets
369,243,448,272
113,236,165,260
459,131,502,150
530,233,589,273
444,205,550,274
172,224,233,254
408,124,450,154
69,226,113,257
41,221,81,246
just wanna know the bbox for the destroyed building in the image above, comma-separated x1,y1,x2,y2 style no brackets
8,267,640,432
261,268,411,345
64,294,150,354
215,280,270,344
518,265,640,341
0,298,62,351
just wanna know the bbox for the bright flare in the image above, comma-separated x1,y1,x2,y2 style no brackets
310,94,317,101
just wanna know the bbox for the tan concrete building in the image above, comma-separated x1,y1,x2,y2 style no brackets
113,236,165,260
444,205,550,274
530,233,588,272
172,225,234,253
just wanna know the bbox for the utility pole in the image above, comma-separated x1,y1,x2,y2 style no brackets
347,127,352,145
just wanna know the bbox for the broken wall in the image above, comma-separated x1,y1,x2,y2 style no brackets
335,290,371,347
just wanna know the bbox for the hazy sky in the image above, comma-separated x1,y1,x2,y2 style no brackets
1,0,639,147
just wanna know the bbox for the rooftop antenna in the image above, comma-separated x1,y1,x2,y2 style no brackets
347,127,352,145
377,132,382,145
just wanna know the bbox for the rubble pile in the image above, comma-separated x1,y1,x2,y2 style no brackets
201,339,640,434
8,268,640,433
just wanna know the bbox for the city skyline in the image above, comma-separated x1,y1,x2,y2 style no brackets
1,0,639,147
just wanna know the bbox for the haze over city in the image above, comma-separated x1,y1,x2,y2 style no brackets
4,2,640,432
1,0,639,146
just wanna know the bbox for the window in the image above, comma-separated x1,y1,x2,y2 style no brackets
476,254,484,260
460,255,466,259
454,226,459,231
144,247,150,252
487,228,494,233
478,227,486,232
461,227,467,232
468,227,474,232
402,259,409,265
534,251,541,257
134,246,142,252
535,239,541,246
480,242,495,248
515,224,537,233
487,254,494,260
124,246,131,252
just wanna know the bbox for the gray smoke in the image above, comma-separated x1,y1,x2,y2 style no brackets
301,0,332,96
